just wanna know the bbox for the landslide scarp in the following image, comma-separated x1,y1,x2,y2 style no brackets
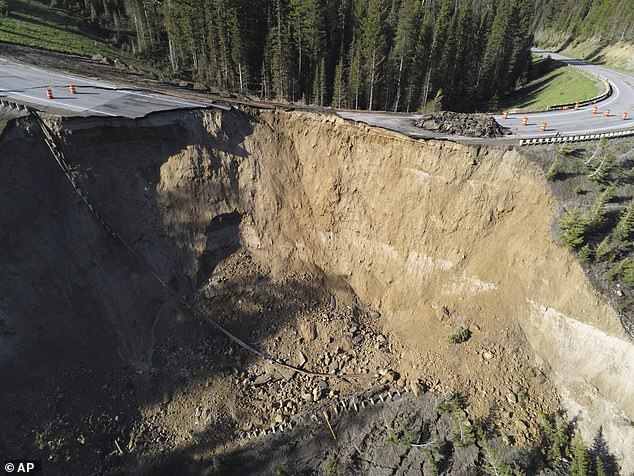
0,108,632,474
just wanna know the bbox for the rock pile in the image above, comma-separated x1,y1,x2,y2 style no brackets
413,111,508,137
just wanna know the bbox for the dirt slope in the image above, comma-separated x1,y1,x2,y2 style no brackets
0,108,632,473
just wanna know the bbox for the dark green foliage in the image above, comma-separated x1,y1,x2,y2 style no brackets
588,149,616,184
323,457,343,476
449,326,472,344
605,258,634,286
594,236,615,262
422,449,439,476
0,0,9,16
578,244,593,263
571,435,592,476
22,0,533,112
539,413,571,464
479,431,518,476
438,395,462,414
387,429,417,446
587,184,616,232
612,198,634,243
534,0,634,44
559,208,588,249
437,395,474,447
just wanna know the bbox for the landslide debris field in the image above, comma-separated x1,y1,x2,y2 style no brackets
0,108,631,475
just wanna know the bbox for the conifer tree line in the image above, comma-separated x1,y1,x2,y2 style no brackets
44,0,535,112
533,0,634,46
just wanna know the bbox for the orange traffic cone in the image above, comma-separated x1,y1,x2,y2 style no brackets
540,122,547,132
603,109,611,117
69,84,76,94
592,105,598,114
521,116,528,126
46,88,54,99
623,111,628,120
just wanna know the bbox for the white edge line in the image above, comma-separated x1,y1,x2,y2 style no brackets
2,57,208,109
5,90,118,116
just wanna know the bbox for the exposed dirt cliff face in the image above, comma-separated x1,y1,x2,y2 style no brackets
1,108,632,473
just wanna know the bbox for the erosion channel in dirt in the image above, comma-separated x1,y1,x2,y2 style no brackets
0,108,632,475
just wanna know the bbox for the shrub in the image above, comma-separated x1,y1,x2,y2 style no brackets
387,429,417,446
612,197,634,243
559,144,576,156
594,237,614,262
539,413,571,464
449,326,471,344
578,244,593,263
587,183,616,232
559,208,587,248
545,155,561,180
323,458,342,476
588,149,616,183
605,258,634,286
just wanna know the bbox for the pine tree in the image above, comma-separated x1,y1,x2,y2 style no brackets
559,208,587,249
571,436,591,476
332,59,345,108
359,0,389,110
587,183,616,232
391,0,423,111
613,198,634,243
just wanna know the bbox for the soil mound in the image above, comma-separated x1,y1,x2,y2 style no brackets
413,111,507,137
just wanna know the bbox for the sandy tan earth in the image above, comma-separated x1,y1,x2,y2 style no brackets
0,106,632,474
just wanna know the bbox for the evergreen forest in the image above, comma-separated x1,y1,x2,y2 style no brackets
33,0,536,111
5,0,632,111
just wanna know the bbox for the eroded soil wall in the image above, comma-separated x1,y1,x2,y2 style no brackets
1,108,632,470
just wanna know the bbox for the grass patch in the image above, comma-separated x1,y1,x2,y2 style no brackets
561,39,634,74
500,56,602,112
0,118,7,135
0,0,147,68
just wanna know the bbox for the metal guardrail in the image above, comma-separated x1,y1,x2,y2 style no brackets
0,98,32,111
518,129,634,146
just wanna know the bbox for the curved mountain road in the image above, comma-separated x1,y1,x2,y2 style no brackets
1,49,632,144
338,50,634,144
0,56,221,118
495,49,634,138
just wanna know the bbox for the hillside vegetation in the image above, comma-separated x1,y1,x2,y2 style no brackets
533,0,634,72
501,56,603,111
533,0,634,45
0,0,534,112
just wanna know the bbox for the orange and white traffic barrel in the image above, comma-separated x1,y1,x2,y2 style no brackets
603,109,611,117
69,84,76,94
623,112,629,120
540,122,547,132
592,105,598,114
46,88,54,99
521,116,528,126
